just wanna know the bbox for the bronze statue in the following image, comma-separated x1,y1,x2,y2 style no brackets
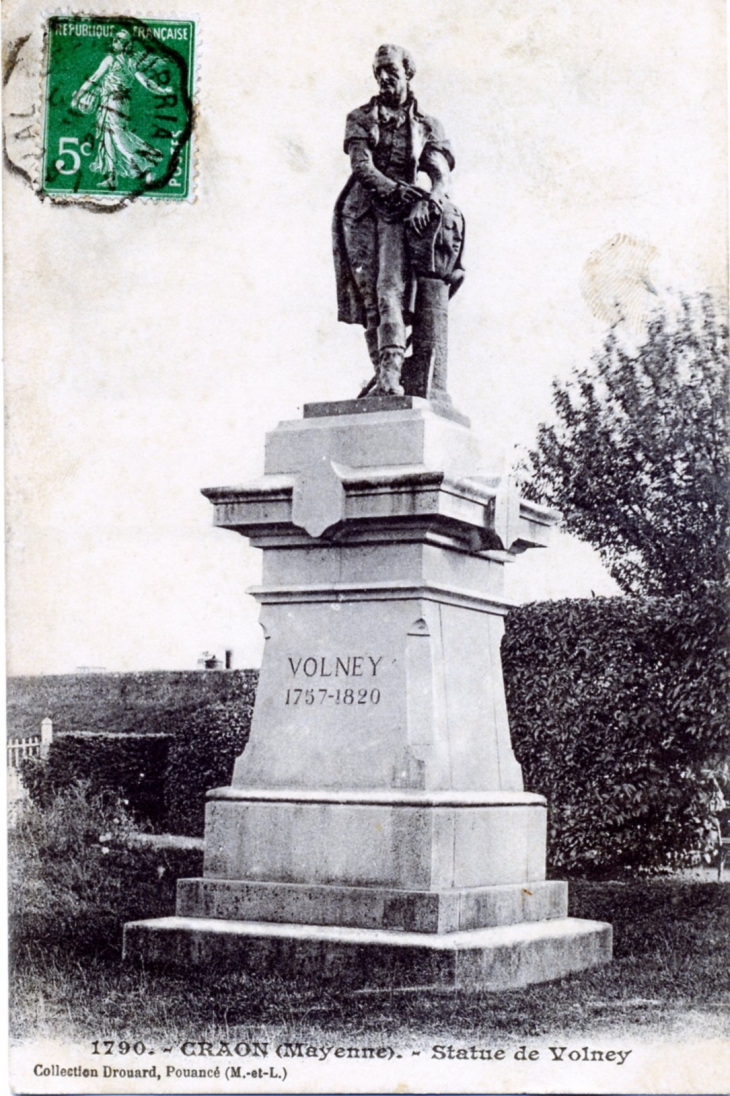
333,44,465,401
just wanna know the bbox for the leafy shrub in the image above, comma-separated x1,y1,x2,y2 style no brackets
20,733,171,827
164,699,254,836
502,591,730,876
19,673,257,834
8,783,203,959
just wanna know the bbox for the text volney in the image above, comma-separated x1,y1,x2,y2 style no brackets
288,656,383,678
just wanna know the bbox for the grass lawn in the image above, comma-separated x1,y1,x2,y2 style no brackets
10,880,730,1046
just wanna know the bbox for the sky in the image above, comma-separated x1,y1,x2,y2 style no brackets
3,0,727,675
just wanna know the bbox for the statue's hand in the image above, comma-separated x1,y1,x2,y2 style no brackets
382,183,422,216
399,184,425,205
407,199,434,236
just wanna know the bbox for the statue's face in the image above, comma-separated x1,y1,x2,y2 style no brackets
112,31,132,53
375,57,408,107
440,208,463,257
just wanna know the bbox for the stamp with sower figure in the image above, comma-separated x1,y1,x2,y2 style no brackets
41,15,195,201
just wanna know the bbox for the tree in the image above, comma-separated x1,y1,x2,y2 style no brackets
522,294,729,596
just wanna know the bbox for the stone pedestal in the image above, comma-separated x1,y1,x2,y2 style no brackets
123,398,612,987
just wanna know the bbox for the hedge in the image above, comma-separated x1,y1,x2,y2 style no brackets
502,590,730,876
164,698,254,836
8,669,257,739
21,733,172,827
19,598,728,873
20,676,258,835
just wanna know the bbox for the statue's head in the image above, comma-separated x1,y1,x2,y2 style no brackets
112,29,133,53
373,44,415,107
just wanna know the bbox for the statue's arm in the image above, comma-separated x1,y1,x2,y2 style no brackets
406,144,452,235
420,146,451,207
135,71,169,95
348,139,400,200
86,55,113,86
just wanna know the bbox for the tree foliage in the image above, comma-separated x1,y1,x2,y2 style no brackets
523,294,729,596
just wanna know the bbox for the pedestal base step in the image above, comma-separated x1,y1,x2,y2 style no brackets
123,915,612,991
177,878,567,933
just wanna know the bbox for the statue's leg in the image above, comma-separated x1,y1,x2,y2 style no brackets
372,220,407,396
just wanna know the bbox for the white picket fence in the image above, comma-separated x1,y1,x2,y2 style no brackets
7,718,53,819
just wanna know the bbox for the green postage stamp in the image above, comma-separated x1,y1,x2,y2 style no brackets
41,15,196,200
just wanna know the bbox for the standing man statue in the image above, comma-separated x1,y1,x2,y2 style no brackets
333,44,465,401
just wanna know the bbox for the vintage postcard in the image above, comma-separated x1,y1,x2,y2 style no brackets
4,0,728,1093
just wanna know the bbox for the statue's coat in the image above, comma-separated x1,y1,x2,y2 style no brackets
332,96,455,327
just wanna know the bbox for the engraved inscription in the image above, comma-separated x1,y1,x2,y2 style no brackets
287,655,383,678
285,687,381,706
284,655,385,707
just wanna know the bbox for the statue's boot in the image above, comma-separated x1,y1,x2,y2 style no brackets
369,320,406,397
372,346,405,397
